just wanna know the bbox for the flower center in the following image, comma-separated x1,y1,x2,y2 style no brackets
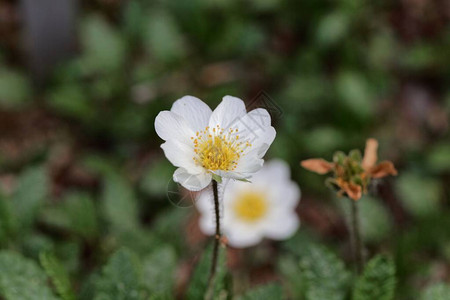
192,126,250,171
233,190,268,222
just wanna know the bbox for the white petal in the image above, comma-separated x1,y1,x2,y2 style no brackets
234,108,272,138
196,186,224,235
161,140,203,174
260,159,292,182
209,96,247,130
269,181,301,209
233,156,264,175
195,189,213,214
198,215,215,236
263,212,300,240
250,126,276,158
155,111,194,143
223,222,264,248
253,160,300,209
173,168,211,191
171,96,212,132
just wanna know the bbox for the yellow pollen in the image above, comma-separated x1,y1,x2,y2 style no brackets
233,191,268,222
192,126,251,171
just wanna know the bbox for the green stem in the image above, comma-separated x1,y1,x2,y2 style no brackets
351,199,364,274
206,179,221,300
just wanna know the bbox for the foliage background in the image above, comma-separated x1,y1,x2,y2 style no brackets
0,0,449,299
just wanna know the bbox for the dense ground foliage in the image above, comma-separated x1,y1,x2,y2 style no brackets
0,0,449,299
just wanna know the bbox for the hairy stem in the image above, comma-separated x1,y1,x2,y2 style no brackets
206,179,221,299
351,199,364,274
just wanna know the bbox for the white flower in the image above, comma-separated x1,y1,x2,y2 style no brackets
196,160,301,248
155,95,276,191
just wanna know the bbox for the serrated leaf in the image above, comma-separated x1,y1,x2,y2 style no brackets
39,192,98,241
22,233,55,260
79,271,101,300
142,245,177,298
13,165,48,231
151,209,189,254
353,255,396,300
420,283,450,300
40,252,75,300
102,175,139,232
277,255,304,299
94,248,144,300
300,244,351,300
64,192,99,240
187,243,227,299
0,251,58,300
237,282,283,300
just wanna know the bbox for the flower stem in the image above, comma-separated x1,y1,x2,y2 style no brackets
350,199,364,274
206,179,221,299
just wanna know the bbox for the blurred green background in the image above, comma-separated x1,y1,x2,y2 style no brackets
0,0,449,299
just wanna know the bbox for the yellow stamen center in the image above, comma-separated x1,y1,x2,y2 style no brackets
192,125,251,171
233,191,268,222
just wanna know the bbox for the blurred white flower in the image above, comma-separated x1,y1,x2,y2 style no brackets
196,160,301,248
155,96,276,191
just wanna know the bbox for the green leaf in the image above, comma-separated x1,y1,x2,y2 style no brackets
277,255,304,299
396,172,442,218
22,233,54,260
140,159,174,197
80,15,126,73
237,282,283,300
427,143,450,173
338,196,392,243
0,193,13,244
144,10,185,63
40,252,75,300
304,127,345,155
212,173,223,183
79,272,100,300
0,251,58,300
64,192,99,240
353,255,396,300
123,0,146,42
336,71,374,118
0,68,31,109
47,84,93,120
39,192,98,241
236,177,251,183
151,209,189,254
300,244,351,300
316,12,350,46
400,43,442,71
94,248,144,300
420,283,450,300
187,243,227,299
367,30,398,70
142,245,177,298
102,175,139,232
13,165,49,231
358,197,392,243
